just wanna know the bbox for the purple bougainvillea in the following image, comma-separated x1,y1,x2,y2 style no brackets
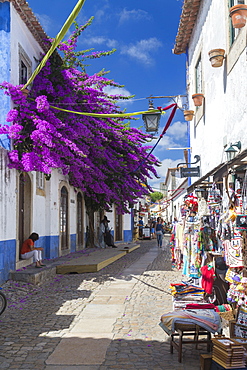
0,19,159,214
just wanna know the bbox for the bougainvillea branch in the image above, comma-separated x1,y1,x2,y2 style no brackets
0,21,160,213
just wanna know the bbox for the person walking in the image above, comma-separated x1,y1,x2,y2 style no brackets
20,233,45,268
138,217,144,239
150,218,156,239
99,218,108,248
99,216,117,248
155,218,164,248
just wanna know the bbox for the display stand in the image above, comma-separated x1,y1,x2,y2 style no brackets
210,360,246,370
170,323,211,363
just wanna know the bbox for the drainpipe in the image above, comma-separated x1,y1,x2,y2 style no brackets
186,47,191,188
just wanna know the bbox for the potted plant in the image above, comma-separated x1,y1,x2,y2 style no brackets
192,93,204,107
21,88,30,97
229,4,247,28
183,110,194,121
208,49,225,67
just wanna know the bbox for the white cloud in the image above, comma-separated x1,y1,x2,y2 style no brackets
103,86,133,107
94,1,111,22
83,36,118,48
148,158,183,188
103,86,131,97
95,9,105,21
106,39,118,48
76,13,89,27
118,8,151,24
86,36,106,44
35,13,53,33
120,38,162,65
159,158,183,176
149,134,174,150
168,120,187,139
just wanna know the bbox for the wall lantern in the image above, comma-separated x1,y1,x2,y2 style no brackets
142,100,161,133
225,141,241,162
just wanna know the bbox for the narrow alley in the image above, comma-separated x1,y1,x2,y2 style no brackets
0,239,205,369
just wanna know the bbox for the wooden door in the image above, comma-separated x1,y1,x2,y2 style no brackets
60,186,69,250
115,213,123,241
77,192,83,247
18,173,31,257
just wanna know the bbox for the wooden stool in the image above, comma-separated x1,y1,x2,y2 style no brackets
170,323,212,363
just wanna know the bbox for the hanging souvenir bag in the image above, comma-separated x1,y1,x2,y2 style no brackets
225,237,244,268
236,215,247,229
207,183,222,205
237,305,247,327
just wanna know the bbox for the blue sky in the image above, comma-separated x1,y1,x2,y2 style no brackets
27,0,187,190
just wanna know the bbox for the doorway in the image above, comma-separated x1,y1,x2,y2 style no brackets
77,192,83,248
60,186,69,250
115,213,123,241
18,172,32,258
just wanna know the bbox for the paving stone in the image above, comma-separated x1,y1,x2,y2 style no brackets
0,240,205,369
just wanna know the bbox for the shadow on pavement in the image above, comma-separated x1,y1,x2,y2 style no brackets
0,239,182,369
43,335,204,370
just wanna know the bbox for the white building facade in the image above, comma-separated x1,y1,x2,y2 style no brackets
0,0,132,284
173,0,247,194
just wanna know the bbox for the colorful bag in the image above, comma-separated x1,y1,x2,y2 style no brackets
224,238,244,268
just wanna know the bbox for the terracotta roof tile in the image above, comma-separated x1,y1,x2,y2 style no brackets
10,0,51,52
173,0,202,55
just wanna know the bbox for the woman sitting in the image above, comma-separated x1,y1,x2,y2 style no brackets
21,233,45,268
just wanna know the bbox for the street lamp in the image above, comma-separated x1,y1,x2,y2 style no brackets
142,100,161,133
225,141,241,161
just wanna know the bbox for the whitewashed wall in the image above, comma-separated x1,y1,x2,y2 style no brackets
187,1,247,180
10,6,43,85
0,149,17,240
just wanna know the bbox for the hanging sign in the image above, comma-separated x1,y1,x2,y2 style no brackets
180,166,200,178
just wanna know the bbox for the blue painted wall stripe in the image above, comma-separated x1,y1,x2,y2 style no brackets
0,2,11,150
0,228,132,283
0,239,16,284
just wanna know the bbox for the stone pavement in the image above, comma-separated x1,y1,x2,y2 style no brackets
0,238,208,369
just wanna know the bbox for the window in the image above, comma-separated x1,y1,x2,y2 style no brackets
18,44,31,85
230,0,245,5
229,0,245,45
195,56,202,93
194,53,204,125
36,172,44,190
20,61,27,85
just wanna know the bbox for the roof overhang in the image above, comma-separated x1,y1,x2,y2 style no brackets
9,0,51,52
173,0,202,55
187,148,247,193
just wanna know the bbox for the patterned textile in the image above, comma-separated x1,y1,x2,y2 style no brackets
237,305,247,327
160,309,221,335
201,265,215,294
223,238,244,268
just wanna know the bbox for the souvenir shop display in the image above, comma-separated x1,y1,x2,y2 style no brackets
160,307,221,336
170,283,205,309
161,171,247,366
211,337,246,369
169,177,247,306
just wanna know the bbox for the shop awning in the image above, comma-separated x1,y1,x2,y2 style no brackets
187,148,247,193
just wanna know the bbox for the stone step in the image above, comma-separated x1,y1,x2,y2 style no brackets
10,243,140,285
